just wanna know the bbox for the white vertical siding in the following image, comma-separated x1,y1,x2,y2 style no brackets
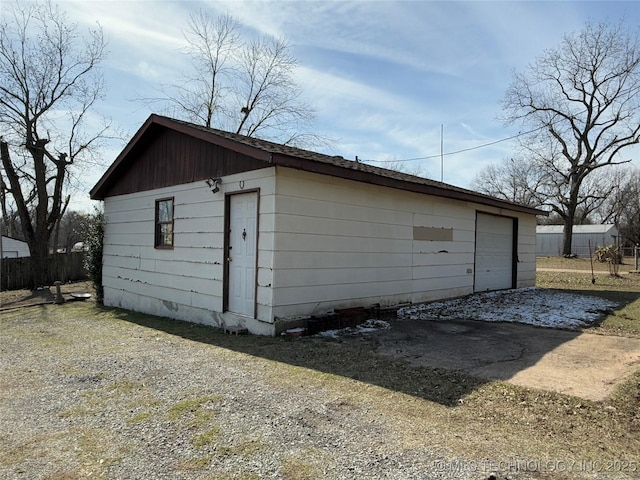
102,168,276,331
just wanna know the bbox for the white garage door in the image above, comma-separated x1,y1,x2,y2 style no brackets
474,213,515,292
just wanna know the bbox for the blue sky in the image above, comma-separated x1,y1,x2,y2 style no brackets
57,0,640,211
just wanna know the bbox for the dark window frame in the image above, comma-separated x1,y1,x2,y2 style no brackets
155,197,174,249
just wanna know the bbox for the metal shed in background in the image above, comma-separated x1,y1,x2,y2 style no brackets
536,224,618,257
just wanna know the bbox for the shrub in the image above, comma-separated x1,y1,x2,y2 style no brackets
594,244,622,264
84,208,104,304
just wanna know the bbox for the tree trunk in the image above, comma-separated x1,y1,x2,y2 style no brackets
562,216,574,256
53,217,61,253
28,236,50,288
1,140,56,288
53,196,70,253
562,180,581,256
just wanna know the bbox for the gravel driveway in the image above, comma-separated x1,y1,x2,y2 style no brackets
0,304,469,479
1,302,637,480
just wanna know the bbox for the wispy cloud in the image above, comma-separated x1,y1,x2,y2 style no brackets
211,1,490,77
52,0,639,207
66,1,188,49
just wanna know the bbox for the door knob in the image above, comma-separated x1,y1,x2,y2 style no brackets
227,257,232,262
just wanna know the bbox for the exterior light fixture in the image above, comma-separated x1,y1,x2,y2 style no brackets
206,177,222,194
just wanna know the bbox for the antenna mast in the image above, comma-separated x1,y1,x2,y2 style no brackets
440,124,444,182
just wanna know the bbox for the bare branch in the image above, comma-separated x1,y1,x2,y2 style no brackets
0,0,109,286
501,20,640,254
141,11,324,147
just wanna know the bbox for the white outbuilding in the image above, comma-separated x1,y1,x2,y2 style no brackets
536,224,619,257
1,236,30,258
91,115,545,335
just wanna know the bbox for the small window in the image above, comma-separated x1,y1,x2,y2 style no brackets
155,198,174,248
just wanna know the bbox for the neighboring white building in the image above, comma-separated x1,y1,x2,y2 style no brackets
1,236,30,258
91,115,545,336
536,224,619,257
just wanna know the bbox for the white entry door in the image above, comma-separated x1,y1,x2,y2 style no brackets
227,192,258,317
474,213,515,292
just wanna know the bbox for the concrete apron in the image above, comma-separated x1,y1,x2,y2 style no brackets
369,319,640,402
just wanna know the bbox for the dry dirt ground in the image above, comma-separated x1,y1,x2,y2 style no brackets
2,276,640,478
0,280,94,310
2,279,639,402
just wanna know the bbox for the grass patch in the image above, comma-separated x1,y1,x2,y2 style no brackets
198,472,261,480
537,255,635,272
450,376,640,461
597,300,640,336
59,404,98,419
59,378,157,418
536,270,640,293
165,395,221,422
215,439,264,457
74,427,123,471
189,406,216,427
110,379,144,394
192,426,221,448
280,455,318,480
127,411,153,424
180,454,215,470
180,439,265,471
180,437,265,476
536,270,640,337
0,431,69,467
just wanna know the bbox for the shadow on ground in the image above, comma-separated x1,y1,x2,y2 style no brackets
108,307,487,407
560,288,640,310
103,298,633,405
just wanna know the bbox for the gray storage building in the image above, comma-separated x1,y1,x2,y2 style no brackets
536,224,618,257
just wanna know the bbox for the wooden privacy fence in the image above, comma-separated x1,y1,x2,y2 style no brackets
1,252,88,291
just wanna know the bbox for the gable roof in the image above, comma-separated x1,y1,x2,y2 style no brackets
91,114,545,216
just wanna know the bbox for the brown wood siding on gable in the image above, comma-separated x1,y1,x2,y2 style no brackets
102,127,271,197
91,115,545,216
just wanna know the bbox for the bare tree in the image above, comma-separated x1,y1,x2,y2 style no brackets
616,173,640,247
52,209,90,253
502,21,640,255
233,36,316,144
374,158,425,178
0,170,17,236
0,1,109,287
153,10,320,147
172,12,239,129
471,158,547,208
474,150,620,230
596,168,640,245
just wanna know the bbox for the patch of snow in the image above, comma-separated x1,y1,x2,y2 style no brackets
319,319,391,338
397,287,618,330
